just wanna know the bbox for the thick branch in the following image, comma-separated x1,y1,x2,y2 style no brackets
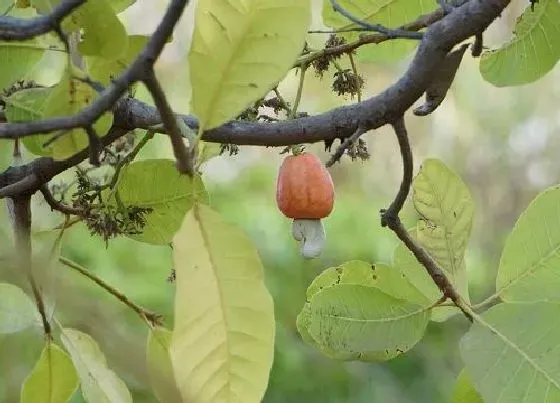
0,0,85,41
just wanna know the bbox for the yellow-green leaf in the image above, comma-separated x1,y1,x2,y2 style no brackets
496,185,560,302
480,0,560,87
451,369,483,403
60,328,132,403
322,0,436,63
146,327,182,403
21,341,79,403
170,204,275,403
0,38,51,90
115,159,209,245
190,0,311,130
41,70,114,160
412,158,473,303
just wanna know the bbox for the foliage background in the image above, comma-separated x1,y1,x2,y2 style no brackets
1,0,559,402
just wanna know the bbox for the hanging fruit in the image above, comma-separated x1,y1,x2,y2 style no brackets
276,150,335,259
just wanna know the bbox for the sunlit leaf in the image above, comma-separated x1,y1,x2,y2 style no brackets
109,0,136,13
0,283,38,334
146,327,182,403
60,328,132,403
412,158,472,303
190,0,311,130
41,70,114,160
170,204,275,403
21,341,79,403
451,369,483,403
0,38,51,90
496,185,560,303
306,284,430,359
115,159,209,245
321,0,437,62
479,0,560,87
460,302,560,403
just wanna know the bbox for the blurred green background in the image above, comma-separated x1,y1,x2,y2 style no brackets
1,0,559,402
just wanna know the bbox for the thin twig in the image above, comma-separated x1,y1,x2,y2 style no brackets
289,65,308,119
40,184,84,216
272,87,292,115
143,70,194,176
59,256,163,326
329,0,423,40
108,130,155,190
326,125,366,167
347,53,362,102
380,116,472,321
85,126,101,166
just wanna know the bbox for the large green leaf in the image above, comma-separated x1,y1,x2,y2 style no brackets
0,283,38,334
115,159,208,245
109,0,136,13
86,35,149,85
479,0,560,87
496,185,560,303
41,70,114,160
190,0,311,130
21,341,79,403
297,260,430,361
321,0,437,62
170,204,275,403
146,327,182,403
0,38,52,90
60,328,132,403
306,284,430,358
3,87,53,156
412,158,473,303
460,302,560,403
451,369,483,403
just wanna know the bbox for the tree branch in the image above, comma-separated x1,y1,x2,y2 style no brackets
0,0,85,41
380,117,472,321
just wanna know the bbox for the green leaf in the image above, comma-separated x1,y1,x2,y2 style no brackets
170,204,275,403
115,159,209,245
86,35,149,85
393,228,460,322
297,260,429,361
146,327,182,403
41,70,114,160
479,0,560,87
0,38,50,90
451,369,483,403
496,185,560,303
460,302,560,403
109,0,136,13
321,0,437,63
0,283,38,334
190,0,311,130
67,0,128,59
412,158,473,303
3,87,53,156
21,341,79,403
60,328,132,403
306,284,430,359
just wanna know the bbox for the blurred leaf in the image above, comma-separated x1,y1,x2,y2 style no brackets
496,185,560,303
60,328,133,403
170,204,275,403
321,0,436,62
21,341,79,403
460,302,560,403
189,0,311,130
0,38,49,90
87,35,149,85
115,159,208,245
146,327,182,403
68,0,128,59
3,87,53,156
393,228,460,322
41,70,114,160
451,369,483,403
0,0,12,12
0,283,38,334
413,158,472,303
306,284,430,359
109,0,135,13
480,0,560,87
